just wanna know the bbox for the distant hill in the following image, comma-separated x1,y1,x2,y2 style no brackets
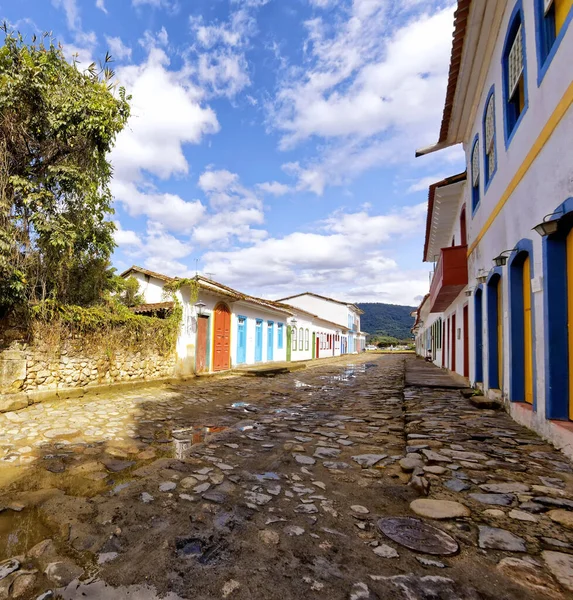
357,303,416,340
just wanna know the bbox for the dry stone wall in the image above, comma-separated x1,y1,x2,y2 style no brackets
0,321,176,412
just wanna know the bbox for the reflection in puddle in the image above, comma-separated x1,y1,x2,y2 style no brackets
319,363,372,384
172,426,227,459
294,380,313,388
60,580,186,600
0,509,53,560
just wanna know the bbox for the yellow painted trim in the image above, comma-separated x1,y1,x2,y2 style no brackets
468,80,573,256
556,0,573,34
523,256,534,405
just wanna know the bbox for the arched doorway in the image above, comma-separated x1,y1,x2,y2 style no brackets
213,303,231,371
508,243,535,405
486,271,503,390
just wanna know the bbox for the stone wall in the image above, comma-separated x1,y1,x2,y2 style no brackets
0,320,176,412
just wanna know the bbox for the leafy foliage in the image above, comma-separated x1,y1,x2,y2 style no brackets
0,27,130,314
118,276,145,308
357,302,416,341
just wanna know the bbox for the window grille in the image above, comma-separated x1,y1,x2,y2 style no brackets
485,95,495,176
508,25,523,99
471,141,480,187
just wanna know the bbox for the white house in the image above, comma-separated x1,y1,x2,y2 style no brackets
415,0,573,455
276,292,367,354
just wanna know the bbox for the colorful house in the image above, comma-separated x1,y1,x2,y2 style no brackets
276,292,367,354
414,0,573,455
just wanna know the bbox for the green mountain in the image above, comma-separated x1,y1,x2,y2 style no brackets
357,303,416,341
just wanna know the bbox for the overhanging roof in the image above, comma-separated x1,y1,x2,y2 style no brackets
276,292,364,315
423,173,467,263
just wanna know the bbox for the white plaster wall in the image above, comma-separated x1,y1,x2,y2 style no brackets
458,0,573,419
132,273,166,304
291,314,314,362
282,295,359,331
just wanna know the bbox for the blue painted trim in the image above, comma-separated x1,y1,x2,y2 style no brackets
507,239,537,410
544,197,573,419
470,134,481,216
486,267,503,389
535,0,573,85
236,314,247,365
482,85,498,193
277,322,284,349
474,285,484,383
502,0,529,149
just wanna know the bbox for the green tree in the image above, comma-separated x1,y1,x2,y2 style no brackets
0,27,130,314
118,276,145,308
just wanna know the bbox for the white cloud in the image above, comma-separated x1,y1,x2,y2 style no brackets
407,174,449,193
111,181,206,233
96,0,107,14
52,0,97,50
114,222,141,247
132,0,176,8
200,203,429,304
197,50,250,98
105,36,132,61
268,2,459,193
256,181,291,196
111,47,219,183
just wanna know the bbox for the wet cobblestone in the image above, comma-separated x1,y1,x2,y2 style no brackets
0,355,572,599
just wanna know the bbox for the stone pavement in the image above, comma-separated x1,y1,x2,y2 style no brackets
0,354,572,599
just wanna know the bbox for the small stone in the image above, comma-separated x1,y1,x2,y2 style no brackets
259,529,280,545
10,573,37,598
284,525,305,536
179,494,197,502
424,466,447,475
543,551,573,591
97,552,118,564
483,509,505,518
140,492,154,503
180,476,198,489
478,526,526,552
295,503,318,514
422,450,451,463
352,454,387,468
159,482,176,492
469,493,514,506
294,454,316,465
444,479,470,492
44,561,84,586
378,517,459,556
245,491,273,505
349,582,371,600
314,447,341,459
410,499,470,520
0,558,19,581
499,558,561,597
480,482,529,494
202,492,226,504
548,509,573,529
222,579,241,598
373,544,399,558
400,457,423,472
416,557,446,568
194,482,211,494
351,505,370,514
509,509,538,522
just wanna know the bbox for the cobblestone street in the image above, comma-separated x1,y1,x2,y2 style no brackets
1,354,573,599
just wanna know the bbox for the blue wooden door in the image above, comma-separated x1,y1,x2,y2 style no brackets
237,316,247,364
267,321,274,361
255,319,263,362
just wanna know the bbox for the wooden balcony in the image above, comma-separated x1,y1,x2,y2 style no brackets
429,245,468,313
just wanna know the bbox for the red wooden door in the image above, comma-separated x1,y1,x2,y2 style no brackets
316,336,320,358
451,314,457,373
213,303,231,371
442,321,446,367
196,316,209,373
463,305,469,378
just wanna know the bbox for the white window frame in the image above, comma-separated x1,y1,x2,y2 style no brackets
508,25,524,99
485,95,496,177
471,140,480,187
292,327,297,351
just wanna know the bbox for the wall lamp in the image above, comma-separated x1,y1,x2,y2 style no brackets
464,288,473,297
476,270,488,284
290,317,297,326
492,249,517,267
194,300,206,316
533,207,565,237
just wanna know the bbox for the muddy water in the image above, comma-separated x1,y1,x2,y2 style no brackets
0,508,52,557
59,579,186,599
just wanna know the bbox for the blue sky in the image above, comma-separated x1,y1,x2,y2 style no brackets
3,0,464,305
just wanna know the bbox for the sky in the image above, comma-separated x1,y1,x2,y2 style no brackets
3,0,465,306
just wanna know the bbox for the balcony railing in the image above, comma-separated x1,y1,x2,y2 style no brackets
429,245,468,313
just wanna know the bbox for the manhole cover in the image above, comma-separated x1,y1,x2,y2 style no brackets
377,517,459,555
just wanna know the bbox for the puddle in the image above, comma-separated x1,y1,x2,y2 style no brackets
0,508,53,560
319,363,372,384
172,425,228,459
294,380,313,388
59,579,186,599
230,402,258,413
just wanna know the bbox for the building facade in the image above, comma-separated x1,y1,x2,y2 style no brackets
122,268,360,376
276,293,367,354
414,0,573,455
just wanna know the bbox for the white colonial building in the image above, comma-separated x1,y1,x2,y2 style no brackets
414,0,573,455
